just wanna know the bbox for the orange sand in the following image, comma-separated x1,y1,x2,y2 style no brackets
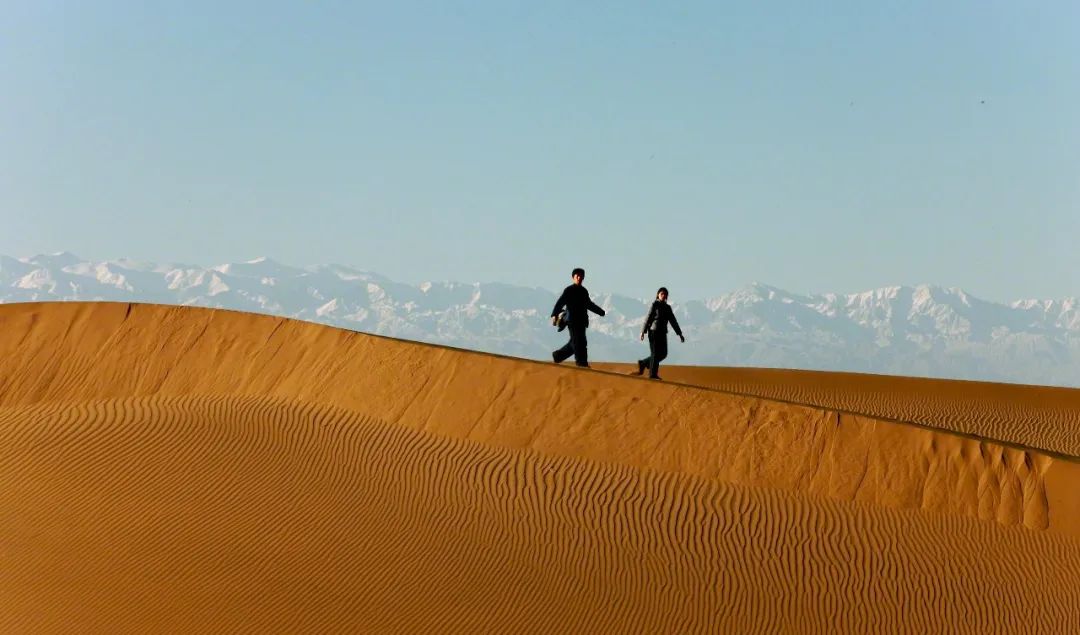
597,363,1080,457
1,302,1078,632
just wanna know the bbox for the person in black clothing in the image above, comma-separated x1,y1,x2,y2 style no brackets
550,267,606,367
636,287,684,380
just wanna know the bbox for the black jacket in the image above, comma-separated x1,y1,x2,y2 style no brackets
642,300,683,337
551,284,605,327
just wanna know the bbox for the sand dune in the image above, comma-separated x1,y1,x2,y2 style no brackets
598,363,1080,458
1,302,1076,535
1,302,1079,632
3,394,1079,632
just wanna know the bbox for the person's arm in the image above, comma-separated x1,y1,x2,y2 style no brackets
641,302,657,338
550,289,568,325
587,298,606,317
668,305,685,341
550,289,567,318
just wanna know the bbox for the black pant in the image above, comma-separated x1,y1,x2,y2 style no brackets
553,324,589,367
640,331,668,377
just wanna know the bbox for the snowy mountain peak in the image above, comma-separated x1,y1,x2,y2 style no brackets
1,253,1078,386
212,257,307,280
25,251,82,269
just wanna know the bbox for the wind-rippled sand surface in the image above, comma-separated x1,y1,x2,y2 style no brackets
2,303,1079,633
597,363,1080,457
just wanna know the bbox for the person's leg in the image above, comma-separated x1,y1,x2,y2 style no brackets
553,336,574,363
649,332,667,378
641,332,656,375
655,335,668,366
572,326,589,367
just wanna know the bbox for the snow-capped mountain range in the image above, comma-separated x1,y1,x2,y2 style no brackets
3,252,1078,387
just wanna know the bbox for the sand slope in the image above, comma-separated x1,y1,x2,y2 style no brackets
1,302,1076,535
597,363,1080,457
2,302,1079,632
3,395,1079,633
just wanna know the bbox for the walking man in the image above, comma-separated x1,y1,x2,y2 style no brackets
550,267,606,367
636,286,685,380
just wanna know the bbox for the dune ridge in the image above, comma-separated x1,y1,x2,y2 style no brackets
1,302,1077,537
3,394,1079,633
598,363,1080,457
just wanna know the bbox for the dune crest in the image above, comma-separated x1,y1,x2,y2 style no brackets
597,363,1080,456
0,302,1076,536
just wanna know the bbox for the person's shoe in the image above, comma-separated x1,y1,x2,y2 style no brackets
649,375,662,380
636,360,646,375
552,351,560,363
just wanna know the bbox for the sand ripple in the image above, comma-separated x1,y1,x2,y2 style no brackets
597,365,1080,459
1,302,1077,537
3,395,1078,633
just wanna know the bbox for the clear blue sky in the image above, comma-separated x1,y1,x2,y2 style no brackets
2,1,1078,301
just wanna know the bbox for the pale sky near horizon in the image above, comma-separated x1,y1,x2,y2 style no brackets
2,2,1078,302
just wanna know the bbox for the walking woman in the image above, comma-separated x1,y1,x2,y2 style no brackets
636,287,685,380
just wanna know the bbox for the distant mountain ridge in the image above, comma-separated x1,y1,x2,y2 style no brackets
2,252,1078,386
